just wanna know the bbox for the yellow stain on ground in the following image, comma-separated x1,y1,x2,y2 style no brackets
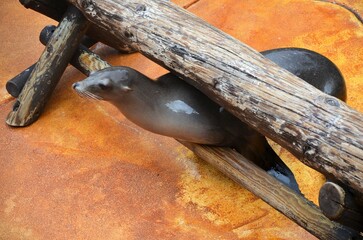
174,146,314,239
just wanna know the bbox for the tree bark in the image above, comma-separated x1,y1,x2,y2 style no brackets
6,5,89,126
67,0,363,194
5,25,98,98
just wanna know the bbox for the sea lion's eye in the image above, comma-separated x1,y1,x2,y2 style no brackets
98,83,111,90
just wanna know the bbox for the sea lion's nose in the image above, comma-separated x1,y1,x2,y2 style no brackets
72,82,79,89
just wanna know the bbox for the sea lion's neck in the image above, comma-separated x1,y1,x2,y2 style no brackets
110,80,164,133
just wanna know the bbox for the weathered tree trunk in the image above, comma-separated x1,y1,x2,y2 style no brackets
67,0,363,194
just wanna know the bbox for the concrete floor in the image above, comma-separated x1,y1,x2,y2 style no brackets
0,0,362,239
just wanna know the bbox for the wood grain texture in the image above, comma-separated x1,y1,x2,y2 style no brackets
66,0,363,193
6,5,89,126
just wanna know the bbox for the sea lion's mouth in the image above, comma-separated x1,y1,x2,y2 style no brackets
74,87,104,100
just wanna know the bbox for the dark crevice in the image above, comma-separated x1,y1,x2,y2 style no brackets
315,0,363,25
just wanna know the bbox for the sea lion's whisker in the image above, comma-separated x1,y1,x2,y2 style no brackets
83,91,96,100
75,89,89,99
75,89,103,100
83,92,94,100
86,91,103,100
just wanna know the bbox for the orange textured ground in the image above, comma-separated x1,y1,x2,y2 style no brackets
0,0,362,239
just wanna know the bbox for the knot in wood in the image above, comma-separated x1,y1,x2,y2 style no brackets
124,31,134,39
12,100,20,111
303,138,320,161
82,0,97,17
213,78,223,92
136,4,147,12
325,97,340,107
170,45,189,60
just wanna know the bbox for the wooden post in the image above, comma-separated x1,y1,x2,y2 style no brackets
67,0,363,194
6,64,35,98
319,181,363,231
6,25,98,98
6,5,89,126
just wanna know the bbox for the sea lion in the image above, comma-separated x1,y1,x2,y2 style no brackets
261,48,346,101
73,48,346,193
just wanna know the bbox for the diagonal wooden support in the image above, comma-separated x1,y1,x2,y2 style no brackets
6,5,89,126
67,0,363,196
6,25,97,98
180,142,362,240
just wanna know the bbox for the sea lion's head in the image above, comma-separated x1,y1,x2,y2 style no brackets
73,67,133,101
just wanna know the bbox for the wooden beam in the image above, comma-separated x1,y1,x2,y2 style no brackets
6,5,89,126
181,142,362,240
66,0,363,194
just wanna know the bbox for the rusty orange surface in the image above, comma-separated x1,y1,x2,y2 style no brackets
0,0,362,239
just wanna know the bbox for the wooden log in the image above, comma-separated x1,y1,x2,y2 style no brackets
6,64,35,98
5,25,98,98
67,0,363,194
72,45,362,240
38,25,109,75
6,5,89,126
181,142,362,240
20,0,135,53
20,0,67,21
319,181,363,231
